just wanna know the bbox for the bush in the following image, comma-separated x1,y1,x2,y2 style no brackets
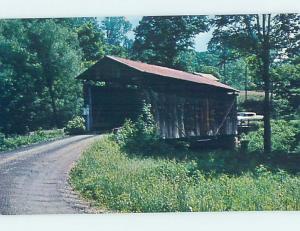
65,116,86,135
272,98,294,119
245,120,298,153
0,129,64,152
112,102,169,154
113,119,137,147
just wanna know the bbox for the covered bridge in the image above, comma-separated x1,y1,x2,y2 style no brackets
77,56,239,145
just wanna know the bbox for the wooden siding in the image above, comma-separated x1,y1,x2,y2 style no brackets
145,89,237,139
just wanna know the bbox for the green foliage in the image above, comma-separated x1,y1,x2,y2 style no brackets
76,20,105,67
133,16,209,68
104,44,131,58
290,120,300,153
113,119,136,146
28,20,83,128
272,63,300,119
175,50,252,90
100,17,133,58
113,102,169,154
0,20,45,134
246,120,298,153
0,129,64,152
65,116,86,135
210,14,300,59
0,19,83,134
70,137,300,212
207,39,248,89
194,51,222,77
209,14,300,153
101,17,132,47
174,50,198,72
0,17,136,136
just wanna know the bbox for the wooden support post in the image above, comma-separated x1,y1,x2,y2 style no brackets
172,94,179,138
195,100,201,136
206,98,210,134
87,83,93,131
178,98,185,138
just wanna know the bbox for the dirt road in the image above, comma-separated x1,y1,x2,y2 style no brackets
0,135,100,215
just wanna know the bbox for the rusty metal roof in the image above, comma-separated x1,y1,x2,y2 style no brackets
193,72,219,81
106,56,237,91
79,55,238,92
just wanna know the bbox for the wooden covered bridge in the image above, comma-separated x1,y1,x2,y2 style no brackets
77,56,239,146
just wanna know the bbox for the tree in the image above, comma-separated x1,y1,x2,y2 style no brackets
195,51,252,90
272,61,300,118
0,20,42,134
101,17,133,57
210,14,300,153
133,16,209,68
208,32,242,83
101,17,132,46
56,17,106,66
175,50,250,90
208,48,240,83
76,20,105,67
27,20,83,128
0,19,83,134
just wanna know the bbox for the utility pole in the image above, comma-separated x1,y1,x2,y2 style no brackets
245,64,248,102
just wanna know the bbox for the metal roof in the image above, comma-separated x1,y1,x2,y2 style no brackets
80,55,238,92
193,72,219,81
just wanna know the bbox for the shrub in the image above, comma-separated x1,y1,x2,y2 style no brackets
246,120,298,153
65,116,86,135
113,119,137,147
112,102,169,154
272,98,294,119
0,129,64,152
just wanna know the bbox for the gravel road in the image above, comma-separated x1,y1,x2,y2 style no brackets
0,135,100,215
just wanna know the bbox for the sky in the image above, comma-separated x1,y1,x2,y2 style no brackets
124,16,213,52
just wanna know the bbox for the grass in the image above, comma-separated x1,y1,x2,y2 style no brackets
70,137,300,212
0,129,65,152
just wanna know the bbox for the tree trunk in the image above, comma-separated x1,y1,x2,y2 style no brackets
263,62,272,154
262,14,272,154
245,64,248,102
